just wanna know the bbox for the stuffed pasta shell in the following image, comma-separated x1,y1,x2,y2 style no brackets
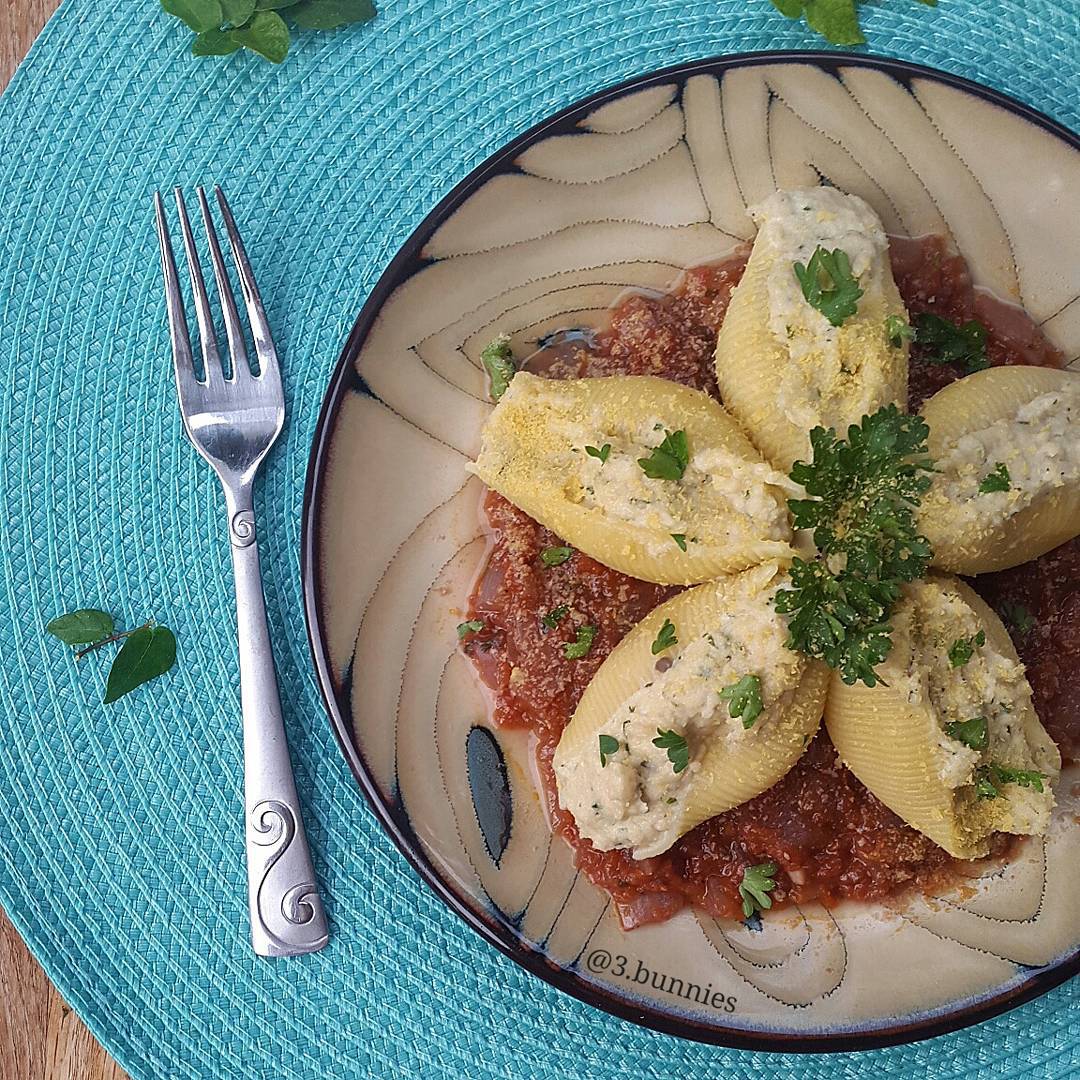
553,562,829,859
714,187,908,471
468,372,797,585
919,365,1080,574
825,575,1060,860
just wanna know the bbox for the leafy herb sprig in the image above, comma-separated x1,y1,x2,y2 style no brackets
652,728,689,774
912,313,990,374
738,861,779,918
793,247,863,327
638,429,689,481
948,630,985,668
46,610,177,704
769,0,937,47
774,405,935,686
719,674,763,729
974,762,1047,799
162,0,377,64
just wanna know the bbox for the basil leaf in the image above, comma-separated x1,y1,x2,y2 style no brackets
193,28,243,54
284,0,376,30
230,11,291,61
103,626,177,704
162,0,225,33
46,609,115,646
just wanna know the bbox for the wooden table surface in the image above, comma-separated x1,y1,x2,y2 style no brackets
0,7,128,1078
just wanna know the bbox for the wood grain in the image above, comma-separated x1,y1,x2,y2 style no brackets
0,8,129,1077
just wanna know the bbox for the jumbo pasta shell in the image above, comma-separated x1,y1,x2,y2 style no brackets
469,372,796,585
920,365,1080,574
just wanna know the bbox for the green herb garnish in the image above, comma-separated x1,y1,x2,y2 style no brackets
913,313,990,374
651,619,678,655
738,861,779,918
671,533,688,552
652,728,689,774
979,463,1011,494
540,546,573,567
457,619,484,639
1001,602,1036,637
793,246,863,327
563,625,597,660
886,315,914,348
719,674,764,729
944,716,989,751
585,443,611,464
541,605,569,630
769,0,936,48
164,0,376,63
973,762,1047,799
948,630,985,668
638,429,689,481
598,734,620,767
774,405,935,686
480,334,517,401
47,610,177,704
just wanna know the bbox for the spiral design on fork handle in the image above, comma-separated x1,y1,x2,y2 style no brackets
230,510,256,547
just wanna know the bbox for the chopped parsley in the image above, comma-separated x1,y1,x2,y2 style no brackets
944,715,989,751
541,605,569,630
719,674,764,729
793,246,863,327
585,443,611,464
652,728,689,774
671,533,688,552
885,315,914,348
973,762,1047,799
948,630,985,668
978,463,1011,494
563,625,597,660
774,405,935,686
598,734,620,767
540,546,573,567
480,334,517,400
651,618,678,655
913,313,990,374
738,861,779,918
1001,602,1036,637
456,619,485,639
638,429,689,481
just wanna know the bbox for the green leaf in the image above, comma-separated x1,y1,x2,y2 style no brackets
480,334,516,401
284,0,376,30
540,546,573,568
541,605,569,630
1001,602,1036,637
585,443,611,464
991,763,1046,793
913,313,989,374
944,716,988,751
162,0,225,33
638,429,689,481
885,315,913,348
220,0,256,24
671,533,688,552
738,861,779,918
563,625,597,660
192,28,243,54
978,463,1011,494
230,11,291,62
102,626,177,704
46,609,115,646
652,728,689,774
770,0,804,15
457,619,484,639
719,674,764,729
598,734,619,767
793,246,864,327
803,0,864,46
651,618,678,655
947,630,985,668
255,0,297,8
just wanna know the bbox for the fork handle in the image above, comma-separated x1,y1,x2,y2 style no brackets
224,482,329,957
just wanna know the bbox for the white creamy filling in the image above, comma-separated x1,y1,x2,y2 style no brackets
562,416,795,549
903,583,1029,789
555,578,803,858
748,188,892,433
931,385,1080,532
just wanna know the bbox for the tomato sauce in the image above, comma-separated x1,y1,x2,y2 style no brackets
463,240,1070,928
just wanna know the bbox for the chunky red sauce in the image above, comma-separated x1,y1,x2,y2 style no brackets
464,240,1069,928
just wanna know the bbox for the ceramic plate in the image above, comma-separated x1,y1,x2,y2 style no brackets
302,52,1080,1050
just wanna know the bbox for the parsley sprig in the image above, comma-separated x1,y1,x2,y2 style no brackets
793,246,864,327
944,716,988,751
948,630,985,668
638,430,689,481
719,675,763,729
979,463,1011,494
738,861,779,918
973,762,1047,799
651,619,678,655
652,729,689,774
774,405,935,686
913,313,990,374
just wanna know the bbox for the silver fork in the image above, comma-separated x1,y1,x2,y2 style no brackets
155,186,328,958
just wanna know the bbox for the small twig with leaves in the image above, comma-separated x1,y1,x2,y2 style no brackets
47,610,177,704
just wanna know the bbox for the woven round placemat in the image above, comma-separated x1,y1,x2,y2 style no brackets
0,1,1076,1077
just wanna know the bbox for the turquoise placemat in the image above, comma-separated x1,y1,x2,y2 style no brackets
0,1,1076,1077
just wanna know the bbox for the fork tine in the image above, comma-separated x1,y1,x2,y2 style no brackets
197,187,248,382
174,188,223,384
154,192,199,397
214,186,281,384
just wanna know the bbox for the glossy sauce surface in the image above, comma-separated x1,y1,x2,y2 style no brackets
465,241,1069,927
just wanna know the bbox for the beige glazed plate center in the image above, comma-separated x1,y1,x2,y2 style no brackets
305,54,1080,1049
